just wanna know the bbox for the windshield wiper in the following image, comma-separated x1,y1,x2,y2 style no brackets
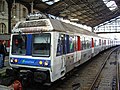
19,31,25,43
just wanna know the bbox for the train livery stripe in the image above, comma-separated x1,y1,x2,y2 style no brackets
10,57,51,67
26,34,32,55
77,36,81,51
92,38,94,47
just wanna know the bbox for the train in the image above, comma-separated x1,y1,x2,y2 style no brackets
7,15,120,84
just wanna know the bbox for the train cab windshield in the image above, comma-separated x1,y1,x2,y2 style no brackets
32,33,51,57
12,35,26,55
11,33,51,57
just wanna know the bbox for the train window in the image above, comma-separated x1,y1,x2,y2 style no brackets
81,36,91,49
56,36,61,56
56,34,66,56
66,35,69,53
102,40,104,45
104,40,106,45
62,35,66,54
94,38,99,47
94,39,96,47
86,40,90,49
12,35,27,55
74,36,77,51
32,33,51,57
86,37,91,49
69,36,74,53
108,40,109,45
99,39,101,46
81,36,85,50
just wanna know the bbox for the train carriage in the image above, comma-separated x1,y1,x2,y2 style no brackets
7,18,119,84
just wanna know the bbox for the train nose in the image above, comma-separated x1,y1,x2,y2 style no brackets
34,72,47,83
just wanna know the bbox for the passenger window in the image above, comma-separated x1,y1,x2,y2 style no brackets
94,39,97,47
56,34,65,56
69,36,74,53
102,40,104,45
104,40,106,45
99,39,101,46
86,37,91,49
86,40,90,49
81,36,86,50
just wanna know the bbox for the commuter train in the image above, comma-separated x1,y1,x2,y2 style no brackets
8,17,119,84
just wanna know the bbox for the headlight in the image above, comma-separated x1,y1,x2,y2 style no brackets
10,58,14,63
10,58,18,63
44,61,49,66
39,61,43,65
14,59,18,63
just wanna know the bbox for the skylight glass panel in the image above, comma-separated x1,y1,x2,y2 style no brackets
103,0,118,11
42,0,49,2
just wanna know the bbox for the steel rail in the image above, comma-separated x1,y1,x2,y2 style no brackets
116,51,119,90
89,46,120,90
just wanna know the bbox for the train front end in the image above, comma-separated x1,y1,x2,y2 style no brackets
8,19,54,83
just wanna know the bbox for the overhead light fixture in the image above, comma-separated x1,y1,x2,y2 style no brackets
42,0,60,5
46,1,54,5
103,0,118,11
70,19,79,21
42,0,49,2
54,0,60,2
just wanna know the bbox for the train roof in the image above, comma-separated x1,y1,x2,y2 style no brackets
12,19,104,38
50,19,102,38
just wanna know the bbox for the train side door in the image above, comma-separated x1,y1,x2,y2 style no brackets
75,36,81,62
61,34,66,70
74,36,81,66
56,34,66,75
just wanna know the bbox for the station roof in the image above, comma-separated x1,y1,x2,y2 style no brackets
15,0,120,27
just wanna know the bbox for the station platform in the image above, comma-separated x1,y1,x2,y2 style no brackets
0,56,12,90
0,56,10,75
0,68,13,90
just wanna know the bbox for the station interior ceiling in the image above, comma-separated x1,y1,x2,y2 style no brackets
13,0,120,27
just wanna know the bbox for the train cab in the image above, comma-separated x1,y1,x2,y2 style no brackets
10,33,52,82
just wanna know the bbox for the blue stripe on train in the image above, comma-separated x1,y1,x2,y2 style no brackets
26,34,32,55
10,57,51,67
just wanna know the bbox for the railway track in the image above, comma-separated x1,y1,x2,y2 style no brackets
88,46,120,90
